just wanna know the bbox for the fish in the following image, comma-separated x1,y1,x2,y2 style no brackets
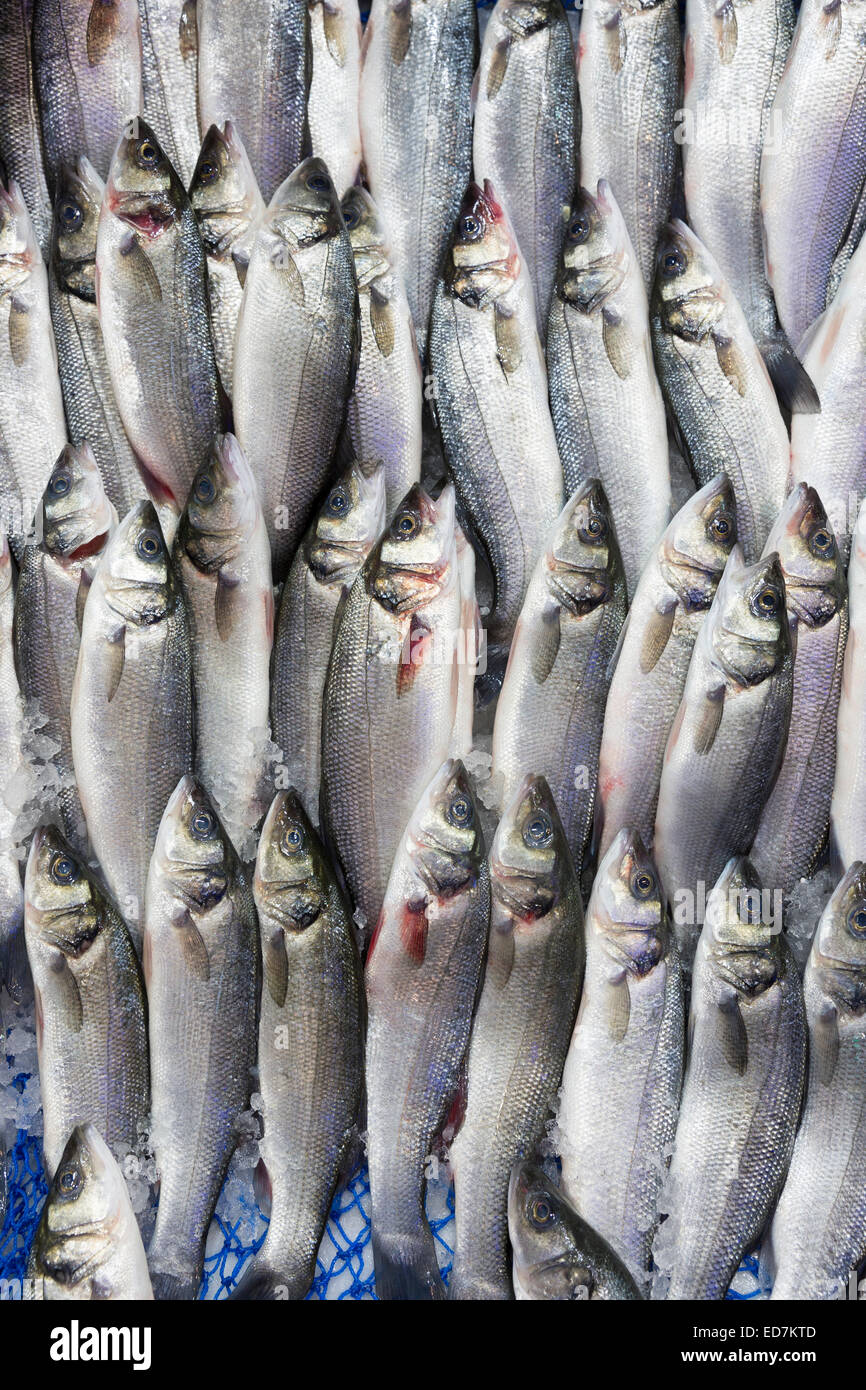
144,775,258,1300
359,0,477,356
829,496,866,869
26,1124,154,1300
32,0,143,186
271,459,386,822
653,548,793,964
233,157,358,577
70,500,193,947
472,0,578,342
24,826,149,1179
173,434,273,860
0,179,68,559
651,220,790,563
0,535,25,1001
449,775,585,1299
14,443,116,853
557,829,684,1289
750,486,848,897
196,0,311,203
597,474,737,860
577,0,682,295
231,792,364,1300
188,122,264,399
320,483,469,937
0,1,52,255
760,0,866,353
682,0,816,413
339,187,423,518
428,180,564,682
546,180,671,598
307,0,362,196
366,759,489,1300
50,158,145,518
768,862,866,1300
508,1161,644,1300
655,857,806,1300
491,480,627,872
96,118,223,531
138,0,201,186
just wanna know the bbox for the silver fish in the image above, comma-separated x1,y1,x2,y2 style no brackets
231,792,364,1300
829,496,866,869
233,157,358,577
768,863,866,1300
359,0,477,355
491,481,627,870
547,180,671,598
70,501,193,946
449,775,585,1300
0,536,25,1001
307,0,362,196
145,775,258,1300
558,829,684,1290
597,474,737,860
656,857,806,1300
138,0,201,187
25,826,149,1179
271,460,386,822
366,760,489,1300
0,1,52,255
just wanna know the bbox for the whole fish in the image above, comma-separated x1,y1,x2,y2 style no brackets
0,536,25,1001
0,180,67,558
173,434,273,859
196,0,310,203
449,775,585,1300
14,443,116,852
491,481,627,871
308,0,362,196
25,826,149,1178
359,0,477,355
761,0,866,352
366,760,489,1301
653,548,793,963
232,792,363,1300
597,474,737,860
50,158,144,517
768,862,866,1300
32,0,143,186
27,1124,154,1300
138,0,201,186
145,776,258,1300
70,501,193,945
96,119,222,529
651,220,789,563
547,180,671,597
751,486,848,896
320,484,467,936
577,0,681,294
790,232,866,563
472,0,578,341
657,857,806,1300
340,187,423,517
0,1,52,254
509,1162,643,1300
829,497,866,869
558,829,684,1289
271,460,386,822
682,0,815,411
188,123,264,399
428,181,564,678
233,157,358,576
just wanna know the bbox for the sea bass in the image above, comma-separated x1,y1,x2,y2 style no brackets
138,0,201,186
0,1,52,254
829,496,866,869
0,535,25,1001
308,0,362,196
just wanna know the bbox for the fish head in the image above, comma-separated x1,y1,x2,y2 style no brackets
105,119,186,240
445,181,520,308
544,480,623,616
98,500,176,625
763,484,845,629
407,759,485,897
52,158,103,301
340,186,390,285
705,856,780,992
708,548,790,686
178,433,259,573
813,862,866,977
189,122,261,259
254,791,332,931
500,0,561,37
557,181,629,312
508,1162,595,1300
0,179,38,296
660,472,737,610
653,220,724,343
267,157,343,254
31,1125,125,1287
490,775,571,920
25,826,105,962
306,460,387,584
593,828,666,972
38,443,115,561
154,776,233,912
368,483,456,614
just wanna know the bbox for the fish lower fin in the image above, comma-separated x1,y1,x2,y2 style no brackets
760,336,820,415
371,1229,446,1301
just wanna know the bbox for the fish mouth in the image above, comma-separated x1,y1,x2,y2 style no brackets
64,530,111,563
162,861,228,910
491,865,555,920
547,562,610,613
106,186,175,238
371,563,446,612
307,539,370,584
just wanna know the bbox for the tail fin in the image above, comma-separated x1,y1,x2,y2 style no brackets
149,1270,202,1301
229,1255,313,1301
761,336,820,415
0,912,28,1003
371,1229,446,1301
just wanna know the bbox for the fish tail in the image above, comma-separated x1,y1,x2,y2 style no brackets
0,916,28,1003
149,1269,202,1301
371,1228,446,1301
229,1257,312,1301
760,334,820,415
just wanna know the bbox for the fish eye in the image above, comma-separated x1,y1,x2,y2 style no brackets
50,853,79,886
392,510,419,540
190,809,216,840
57,1164,82,1195
529,1196,554,1229
58,197,83,231
307,170,331,194
135,138,160,170
281,822,305,855
342,203,360,230
752,584,781,617
582,513,607,542
136,528,163,561
661,246,686,279
447,794,473,828
193,472,216,505
809,527,835,558
708,510,734,543
326,485,350,518
48,468,72,498
523,810,553,848
848,904,866,936
459,213,483,242
196,158,219,185
632,869,656,900
567,211,590,244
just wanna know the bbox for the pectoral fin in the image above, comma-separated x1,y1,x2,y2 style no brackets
8,297,30,367
172,906,210,981
820,0,842,60
215,570,242,641
814,1000,839,1086
601,304,634,380
322,0,348,64
119,232,163,302
604,970,631,1043
399,899,429,964
370,283,396,357
263,926,289,1008
639,603,676,674
530,602,561,685
486,35,512,98
87,0,121,65
714,332,748,396
389,0,411,63
604,10,627,73
75,569,93,632
282,252,305,305
50,951,83,1033
103,624,126,704
718,986,748,1075
179,0,198,59
713,0,738,62
693,684,725,755
494,303,522,376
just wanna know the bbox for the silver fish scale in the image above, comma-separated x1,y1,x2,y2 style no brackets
0,1,52,254
138,0,201,187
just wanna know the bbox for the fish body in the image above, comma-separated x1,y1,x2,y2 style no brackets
0,536,25,1000
138,0,201,186
829,497,866,868
0,1,52,254
307,0,362,196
